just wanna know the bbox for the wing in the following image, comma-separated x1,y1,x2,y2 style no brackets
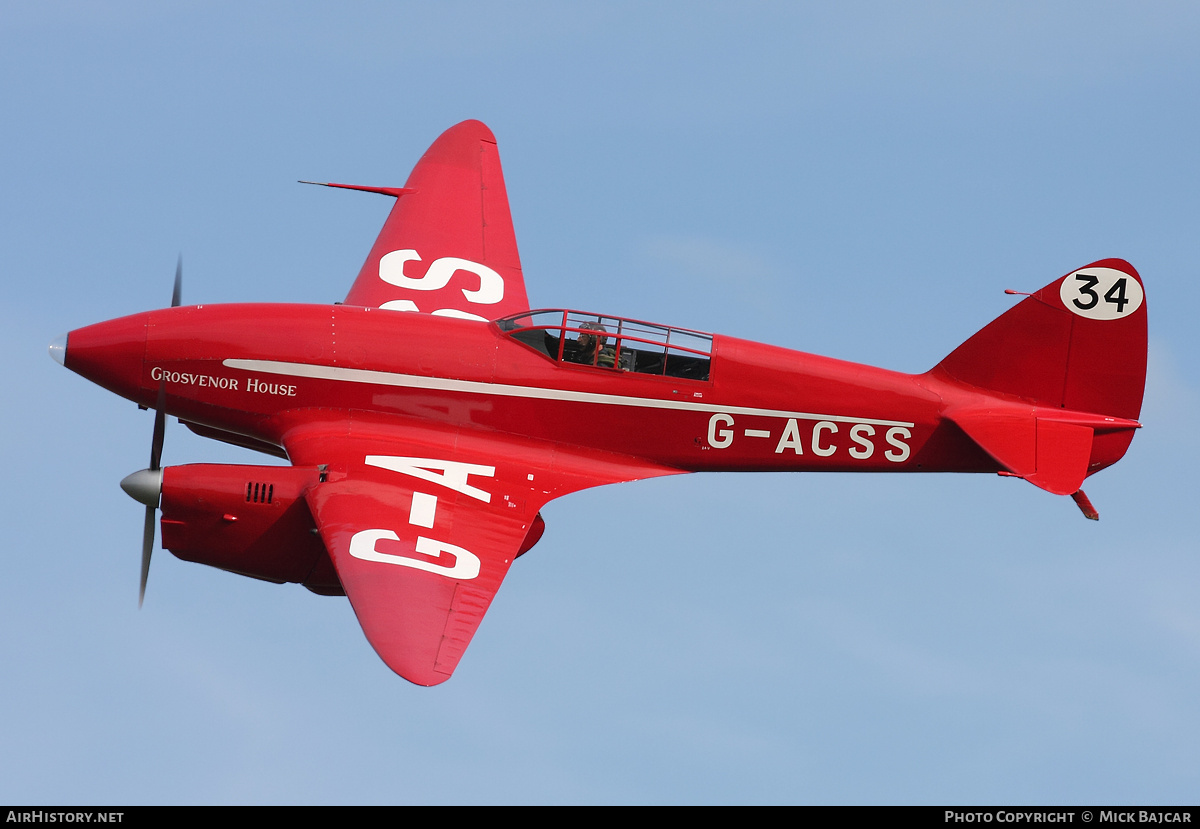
343,120,530,321
285,418,680,685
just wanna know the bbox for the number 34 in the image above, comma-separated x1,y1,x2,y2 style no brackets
1059,267,1144,321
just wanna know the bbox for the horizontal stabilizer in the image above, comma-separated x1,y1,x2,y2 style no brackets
948,408,1095,496
1028,420,1094,495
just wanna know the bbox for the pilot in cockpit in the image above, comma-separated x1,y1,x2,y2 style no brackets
576,321,617,368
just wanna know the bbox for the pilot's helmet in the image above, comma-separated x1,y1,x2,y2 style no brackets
578,321,608,348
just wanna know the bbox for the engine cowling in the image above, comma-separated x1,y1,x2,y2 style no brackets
159,464,343,595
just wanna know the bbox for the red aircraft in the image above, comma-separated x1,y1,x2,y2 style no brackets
51,120,1147,686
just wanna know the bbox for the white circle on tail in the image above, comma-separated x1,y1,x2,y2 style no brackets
1059,267,1144,321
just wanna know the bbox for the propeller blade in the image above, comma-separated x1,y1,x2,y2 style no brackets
135,257,180,607
171,255,183,308
142,391,166,605
149,395,166,471
139,504,155,608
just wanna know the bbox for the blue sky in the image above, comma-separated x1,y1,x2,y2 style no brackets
4,2,1199,804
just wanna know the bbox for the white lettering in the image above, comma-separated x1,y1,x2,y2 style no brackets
775,419,803,454
349,529,480,580
378,249,505,305
378,301,490,320
707,413,734,448
424,257,505,304
246,378,297,396
1137,815,1192,825
431,308,489,321
380,298,420,312
150,366,239,390
377,249,423,287
811,421,838,457
885,427,911,462
365,455,495,503
947,814,992,824
408,492,437,528
849,423,875,459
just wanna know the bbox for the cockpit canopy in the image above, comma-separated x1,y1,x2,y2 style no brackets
497,310,712,382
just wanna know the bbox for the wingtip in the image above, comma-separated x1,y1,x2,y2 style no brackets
450,119,496,143
397,668,453,687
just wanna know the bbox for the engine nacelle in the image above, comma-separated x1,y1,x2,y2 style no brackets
159,464,343,595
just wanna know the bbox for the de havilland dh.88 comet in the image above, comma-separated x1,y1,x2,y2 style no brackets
51,121,1147,685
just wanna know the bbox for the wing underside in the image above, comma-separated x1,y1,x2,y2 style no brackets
286,418,679,685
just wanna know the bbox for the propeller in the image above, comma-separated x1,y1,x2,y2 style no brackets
171,254,182,309
120,257,182,607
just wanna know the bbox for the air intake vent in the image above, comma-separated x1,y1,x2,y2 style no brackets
245,482,274,504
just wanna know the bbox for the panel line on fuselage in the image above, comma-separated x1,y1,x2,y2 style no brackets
222,359,917,428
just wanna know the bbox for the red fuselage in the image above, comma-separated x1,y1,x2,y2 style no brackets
65,302,1004,476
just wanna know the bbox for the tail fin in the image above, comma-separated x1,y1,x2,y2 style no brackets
930,259,1147,496
935,259,1147,419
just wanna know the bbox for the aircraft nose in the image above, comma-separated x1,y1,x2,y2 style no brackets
59,313,150,403
48,333,67,366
